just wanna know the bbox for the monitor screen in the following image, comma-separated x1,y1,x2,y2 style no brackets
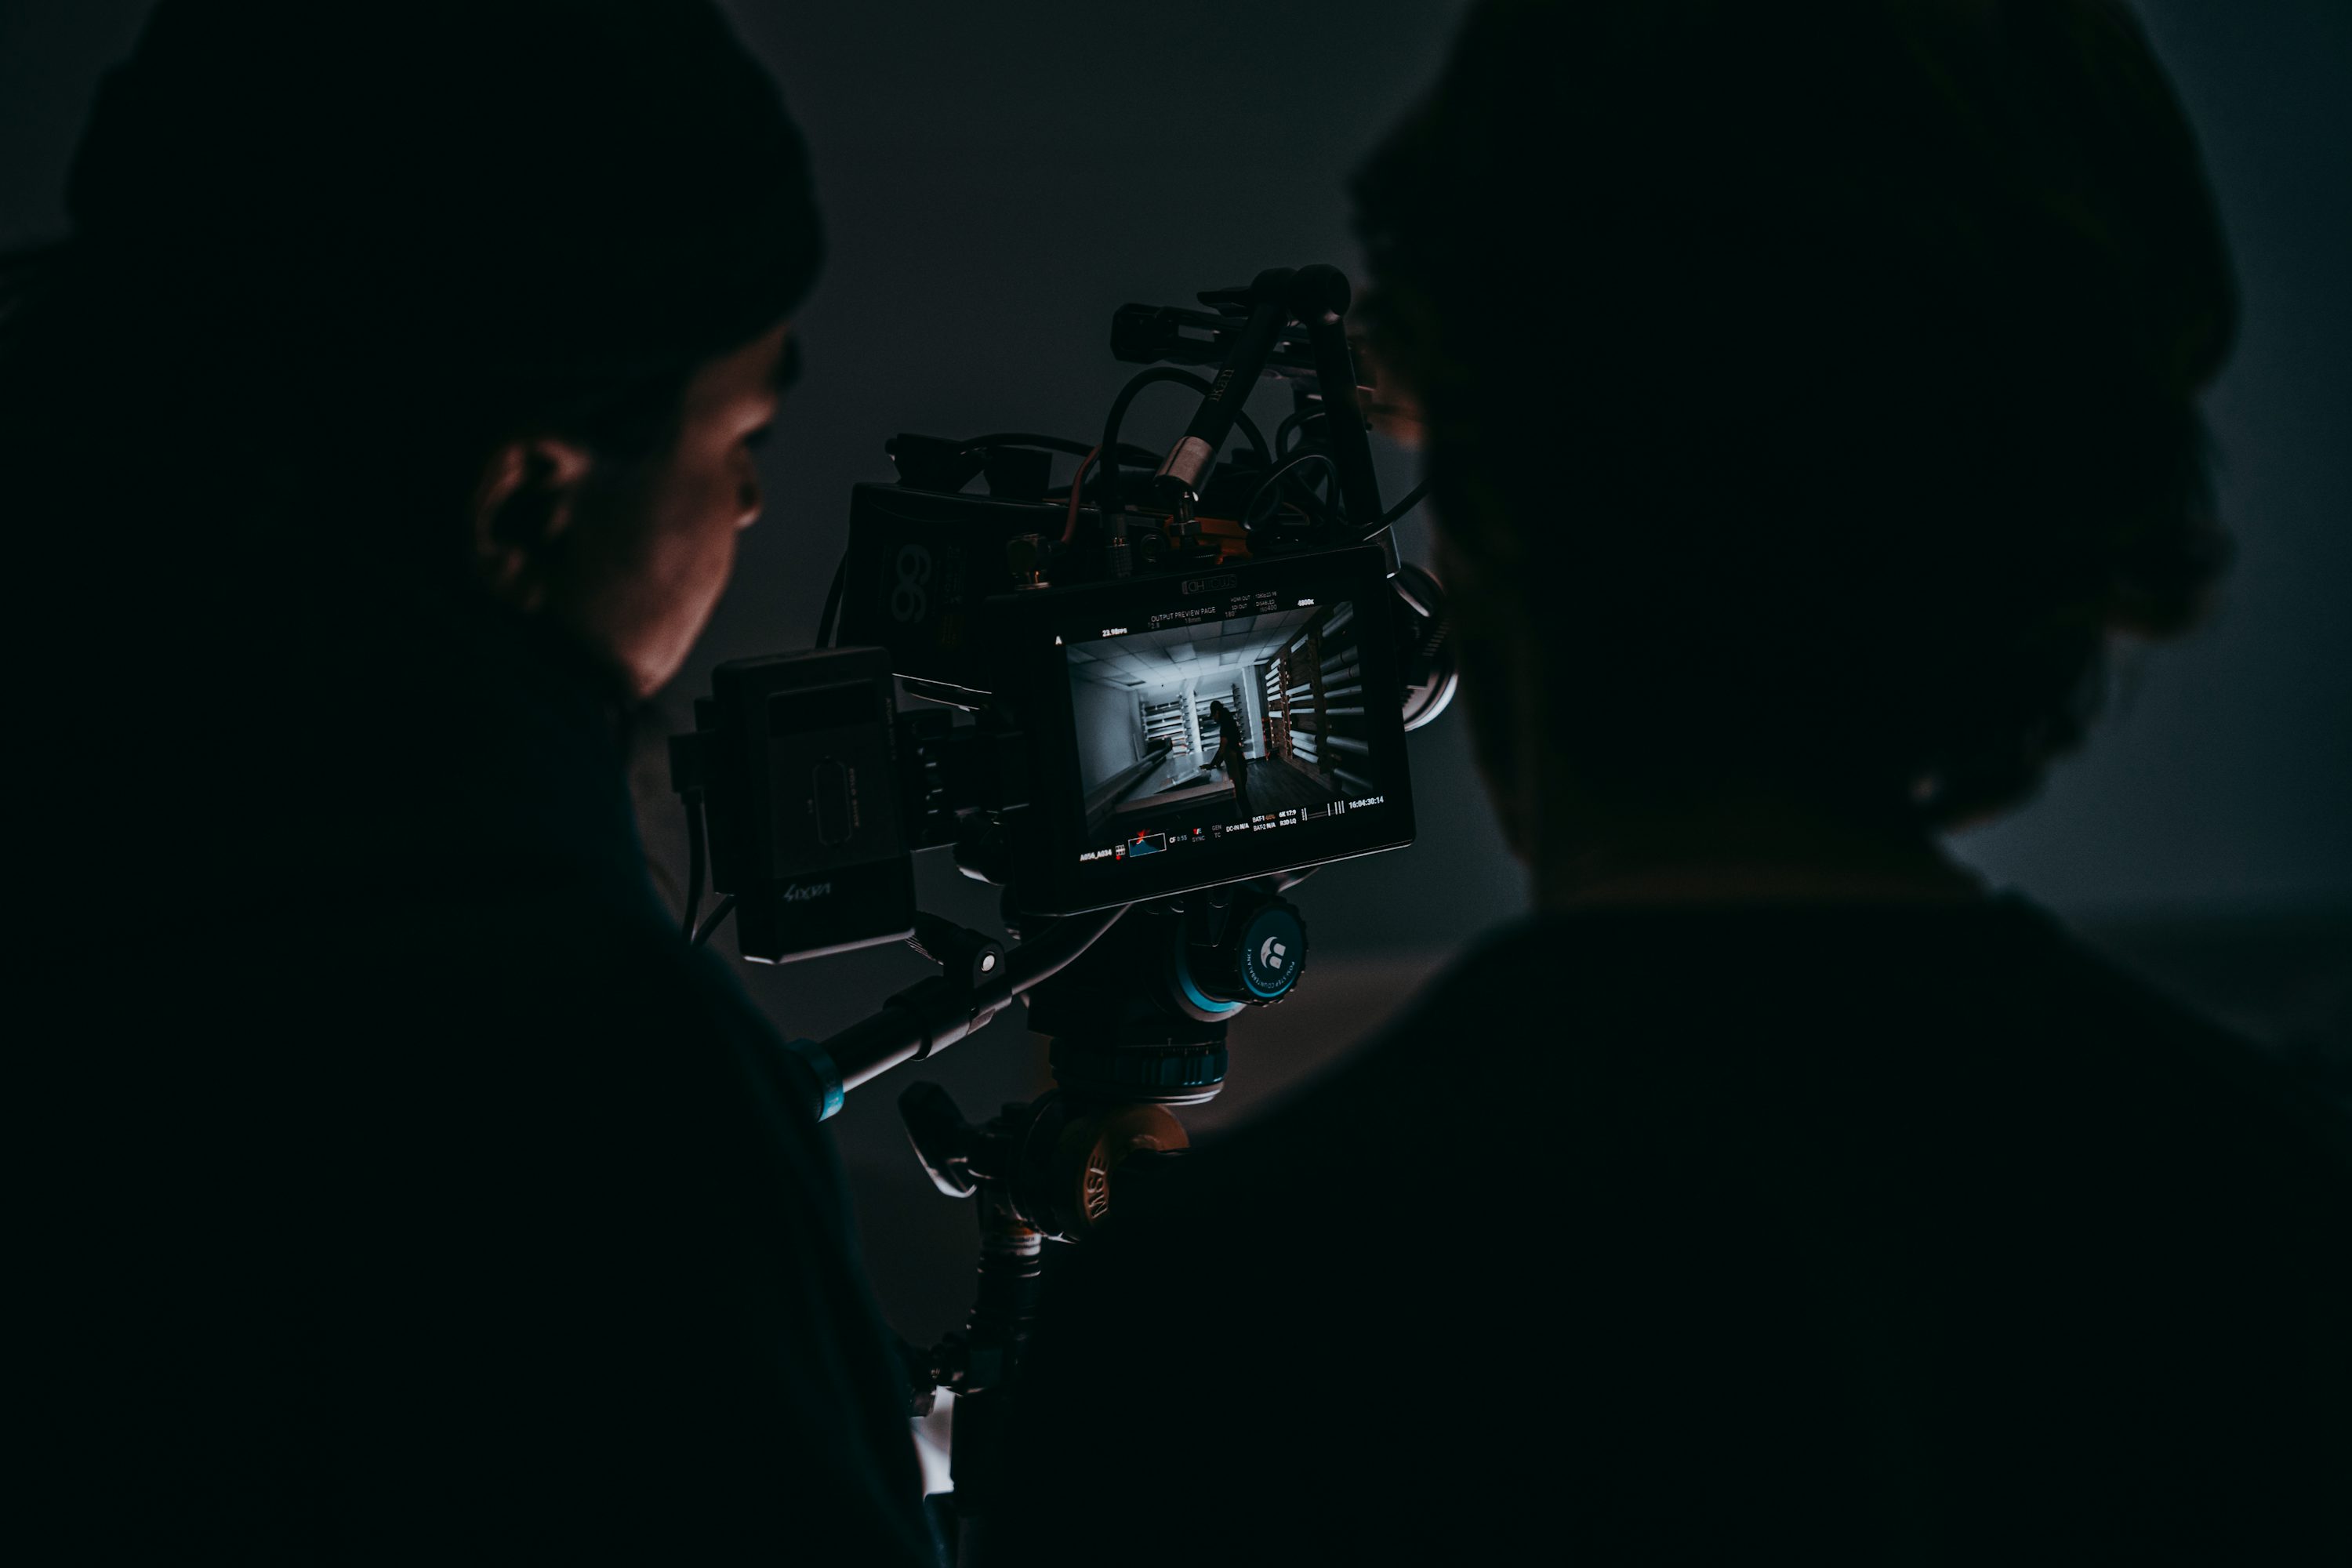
997,546,1413,911
1065,596,1391,856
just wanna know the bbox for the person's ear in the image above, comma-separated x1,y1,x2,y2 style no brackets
469,436,596,610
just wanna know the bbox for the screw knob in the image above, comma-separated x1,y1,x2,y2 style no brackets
1188,892,1308,1007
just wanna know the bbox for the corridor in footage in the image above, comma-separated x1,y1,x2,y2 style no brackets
1067,601,1376,842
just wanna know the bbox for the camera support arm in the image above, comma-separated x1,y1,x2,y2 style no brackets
787,904,1130,1119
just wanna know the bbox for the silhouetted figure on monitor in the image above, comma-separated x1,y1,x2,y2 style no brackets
6,3,931,1559
1203,698,1253,822
987,2,2352,1563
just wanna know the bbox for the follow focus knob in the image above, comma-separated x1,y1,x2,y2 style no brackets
1185,892,1308,1010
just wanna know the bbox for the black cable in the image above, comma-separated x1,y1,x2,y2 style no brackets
1274,405,1328,457
1000,906,1129,997
1345,480,1432,557
1240,450,1341,533
1101,368,1272,466
961,432,1160,469
1375,481,1430,529
691,894,739,949
815,551,848,647
681,790,708,939
963,430,1091,458
1098,367,1272,515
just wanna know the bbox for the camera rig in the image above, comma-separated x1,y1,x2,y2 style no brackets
668,263,1454,1557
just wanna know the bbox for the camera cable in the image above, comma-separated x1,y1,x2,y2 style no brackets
815,553,849,647
1096,367,1273,522
691,894,739,949
1377,481,1429,527
1274,403,1327,456
1239,449,1341,534
680,786,710,939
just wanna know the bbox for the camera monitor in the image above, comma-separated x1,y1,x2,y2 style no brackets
999,545,1415,913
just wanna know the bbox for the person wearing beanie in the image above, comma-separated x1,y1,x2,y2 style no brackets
10,4,937,1559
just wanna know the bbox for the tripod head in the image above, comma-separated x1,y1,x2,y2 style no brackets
899,882,1306,1238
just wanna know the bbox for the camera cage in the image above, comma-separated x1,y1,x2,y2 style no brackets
668,262,1455,1062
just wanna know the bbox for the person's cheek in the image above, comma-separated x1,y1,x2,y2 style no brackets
702,508,741,612
674,464,746,642
704,460,749,593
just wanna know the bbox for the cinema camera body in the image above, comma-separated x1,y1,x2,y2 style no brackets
671,263,1454,982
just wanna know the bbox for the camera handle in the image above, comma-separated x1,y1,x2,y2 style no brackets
892,888,1308,1559
1142,268,1388,535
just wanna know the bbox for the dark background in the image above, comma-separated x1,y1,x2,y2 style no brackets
7,1,2343,1350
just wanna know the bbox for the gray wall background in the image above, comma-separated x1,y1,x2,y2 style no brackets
6,1,2344,1334
5,0,2341,935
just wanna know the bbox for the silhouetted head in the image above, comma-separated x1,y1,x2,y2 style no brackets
3,0,821,695
1355,0,2235,858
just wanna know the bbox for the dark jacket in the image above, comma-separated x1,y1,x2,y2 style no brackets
986,902,2352,1564
67,588,937,1562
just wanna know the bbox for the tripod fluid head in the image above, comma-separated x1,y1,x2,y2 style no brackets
1035,883,1307,1108
899,884,1306,1237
